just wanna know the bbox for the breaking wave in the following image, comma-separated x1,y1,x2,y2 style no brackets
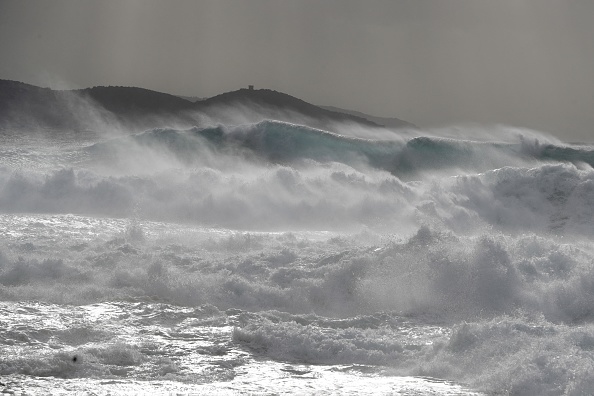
2,120,594,394
89,120,594,176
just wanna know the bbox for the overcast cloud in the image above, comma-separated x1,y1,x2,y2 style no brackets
1,0,593,141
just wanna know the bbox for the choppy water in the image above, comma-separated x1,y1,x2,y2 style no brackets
1,121,594,395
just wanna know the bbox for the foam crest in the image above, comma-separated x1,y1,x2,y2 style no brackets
1,219,593,326
87,122,594,176
422,317,594,395
2,163,594,236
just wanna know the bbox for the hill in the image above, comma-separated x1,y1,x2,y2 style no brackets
319,105,415,130
197,88,380,127
0,80,414,133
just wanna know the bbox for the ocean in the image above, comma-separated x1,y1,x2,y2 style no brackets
1,120,593,395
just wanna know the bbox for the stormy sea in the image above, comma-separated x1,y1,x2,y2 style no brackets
1,113,594,394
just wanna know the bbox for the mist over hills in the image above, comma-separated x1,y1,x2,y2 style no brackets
319,105,416,130
0,80,414,134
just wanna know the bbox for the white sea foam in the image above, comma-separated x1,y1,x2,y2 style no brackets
0,121,593,394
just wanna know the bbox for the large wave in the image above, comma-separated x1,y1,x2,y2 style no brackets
0,120,590,234
2,120,594,394
0,155,592,234
88,121,594,177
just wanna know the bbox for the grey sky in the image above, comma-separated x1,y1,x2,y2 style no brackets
1,0,593,141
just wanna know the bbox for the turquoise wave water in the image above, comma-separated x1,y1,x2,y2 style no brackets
90,120,594,177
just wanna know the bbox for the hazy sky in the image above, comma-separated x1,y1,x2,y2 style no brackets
1,0,593,141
